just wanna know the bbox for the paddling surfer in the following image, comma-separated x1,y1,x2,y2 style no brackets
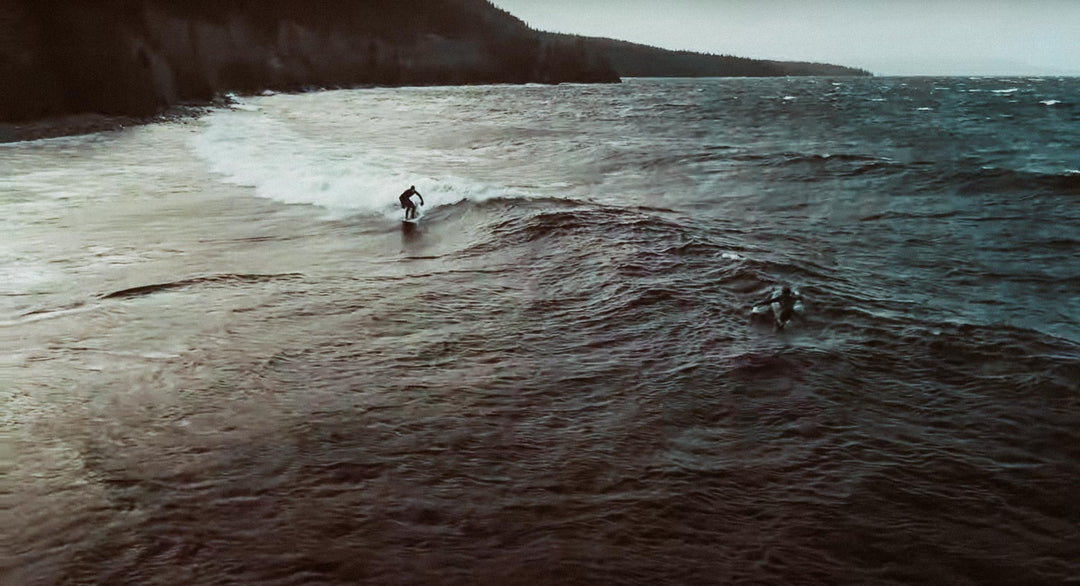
760,285,801,330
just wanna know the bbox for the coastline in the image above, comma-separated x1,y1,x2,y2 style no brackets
1,104,211,143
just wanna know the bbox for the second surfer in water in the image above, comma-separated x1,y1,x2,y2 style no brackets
760,285,801,330
399,185,424,220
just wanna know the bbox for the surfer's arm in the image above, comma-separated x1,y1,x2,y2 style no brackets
417,193,424,205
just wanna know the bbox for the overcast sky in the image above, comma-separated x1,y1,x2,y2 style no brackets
491,0,1080,76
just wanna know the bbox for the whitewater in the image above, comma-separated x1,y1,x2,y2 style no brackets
3,77,1079,585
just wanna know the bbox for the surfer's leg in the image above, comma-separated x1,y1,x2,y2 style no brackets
776,306,794,331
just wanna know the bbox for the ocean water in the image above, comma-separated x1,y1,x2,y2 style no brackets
3,77,1079,585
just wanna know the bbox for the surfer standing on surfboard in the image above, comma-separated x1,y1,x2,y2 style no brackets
399,185,424,220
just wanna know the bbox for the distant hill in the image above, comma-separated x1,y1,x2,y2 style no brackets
572,36,872,78
1,0,868,124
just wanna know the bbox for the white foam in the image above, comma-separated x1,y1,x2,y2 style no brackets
191,108,505,218
1040,99,1062,106
0,304,95,327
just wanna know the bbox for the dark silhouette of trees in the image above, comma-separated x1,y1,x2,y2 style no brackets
572,36,872,78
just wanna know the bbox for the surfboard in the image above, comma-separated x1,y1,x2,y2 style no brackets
750,299,804,329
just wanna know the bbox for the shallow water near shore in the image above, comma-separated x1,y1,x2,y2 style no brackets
4,77,1079,585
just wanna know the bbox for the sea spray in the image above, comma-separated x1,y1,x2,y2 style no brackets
193,99,517,219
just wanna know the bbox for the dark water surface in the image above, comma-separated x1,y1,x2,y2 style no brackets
4,77,1079,584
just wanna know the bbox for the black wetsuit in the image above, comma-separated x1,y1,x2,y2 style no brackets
399,187,423,219
763,289,799,328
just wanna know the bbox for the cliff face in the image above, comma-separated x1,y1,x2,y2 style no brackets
1,1,871,124
0,0,618,122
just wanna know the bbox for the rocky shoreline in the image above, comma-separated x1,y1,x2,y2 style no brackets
0,1,618,129
1,1,870,138
1,104,211,143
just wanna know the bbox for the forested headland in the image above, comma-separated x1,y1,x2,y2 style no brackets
577,36,871,78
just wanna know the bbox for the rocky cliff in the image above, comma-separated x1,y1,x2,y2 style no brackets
1,1,870,125
0,0,617,122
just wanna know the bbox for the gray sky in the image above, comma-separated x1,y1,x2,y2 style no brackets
491,0,1080,76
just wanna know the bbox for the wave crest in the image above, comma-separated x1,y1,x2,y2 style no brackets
191,106,510,217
